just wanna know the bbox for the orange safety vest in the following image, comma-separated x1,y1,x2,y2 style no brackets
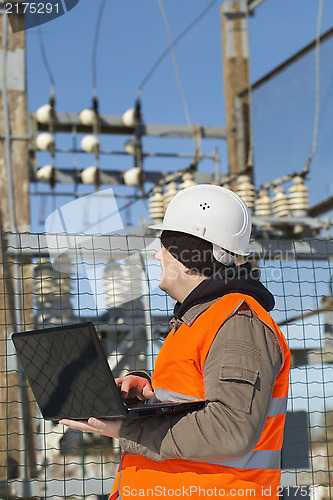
110,293,291,499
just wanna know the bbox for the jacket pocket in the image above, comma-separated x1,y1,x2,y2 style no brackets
219,365,259,414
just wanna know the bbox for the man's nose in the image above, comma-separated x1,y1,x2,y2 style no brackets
155,248,162,261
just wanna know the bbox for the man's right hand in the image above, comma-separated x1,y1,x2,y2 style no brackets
115,375,154,401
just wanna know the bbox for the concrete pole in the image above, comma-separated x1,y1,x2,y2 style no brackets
220,1,253,184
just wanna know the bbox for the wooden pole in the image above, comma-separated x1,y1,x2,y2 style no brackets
221,1,252,184
0,10,37,493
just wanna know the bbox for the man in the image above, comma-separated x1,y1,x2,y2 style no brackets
61,185,290,499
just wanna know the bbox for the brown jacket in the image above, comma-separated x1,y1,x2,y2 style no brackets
118,298,282,462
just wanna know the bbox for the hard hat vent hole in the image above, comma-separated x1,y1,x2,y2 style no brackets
200,203,210,210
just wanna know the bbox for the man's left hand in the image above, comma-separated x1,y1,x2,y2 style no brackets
59,418,122,438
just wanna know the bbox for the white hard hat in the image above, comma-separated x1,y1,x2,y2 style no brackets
148,184,251,257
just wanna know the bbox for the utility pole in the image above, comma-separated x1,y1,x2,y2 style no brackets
0,8,37,495
221,1,253,184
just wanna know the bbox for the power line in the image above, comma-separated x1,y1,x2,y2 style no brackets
303,0,324,176
37,26,55,98
138,0,218,96
92,0,108,100
157,0,192,130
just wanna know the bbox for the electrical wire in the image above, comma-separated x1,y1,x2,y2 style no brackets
137,0,219,95
157,0,192,130
303,0,324,176
37,26,56,98
92,0,108,100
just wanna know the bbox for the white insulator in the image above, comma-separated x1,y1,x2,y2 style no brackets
148,186,164,223
34,281,54,297
104,261,143,308
122,261,143,300
104,263,124,308
124,167,142,186
124,138,140,155
81,166,98,184
36,165,54,183
36,104,52,124
34,279,71,299
34,259,73,324
81,134,100,154
34,259,72,284
254,188,271,217
163,182,178,210
79,108,97,126
179,172,196,190
272,185,291,217
122,108,137,128
36,132,55,152
235,175,256,211
288,176,309,215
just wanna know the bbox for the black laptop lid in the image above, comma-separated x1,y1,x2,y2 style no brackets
12,323,126,420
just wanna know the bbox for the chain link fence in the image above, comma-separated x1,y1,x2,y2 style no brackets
0,233,332,499
251,28,333,217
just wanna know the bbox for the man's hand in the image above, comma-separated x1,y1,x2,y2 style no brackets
59,418,122,438
115,375,154,401
59,376,153,437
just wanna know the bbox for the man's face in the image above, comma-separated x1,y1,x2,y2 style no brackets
155,246,186,299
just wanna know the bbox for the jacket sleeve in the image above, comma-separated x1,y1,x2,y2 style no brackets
118,308,282,462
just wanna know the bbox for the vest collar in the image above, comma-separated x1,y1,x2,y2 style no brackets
170,297,220,330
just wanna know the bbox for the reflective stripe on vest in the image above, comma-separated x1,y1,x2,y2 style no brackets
111,293,291,497
153,387,202,402
154,388,288,418
210,449,281,470
268,395,288,417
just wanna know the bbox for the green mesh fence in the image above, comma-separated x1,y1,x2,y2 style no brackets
0,233,332,499
251,29,333,213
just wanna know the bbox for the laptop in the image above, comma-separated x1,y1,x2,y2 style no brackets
11,322,205,422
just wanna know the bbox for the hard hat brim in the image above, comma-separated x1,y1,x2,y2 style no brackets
148,223,251,256
148,223,165,231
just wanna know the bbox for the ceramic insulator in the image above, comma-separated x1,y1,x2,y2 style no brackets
81,135,100,154
254,188,272,217
148,186,165,224
79,108,97,126
104,260,143,308
179,172,196,190
163,182,178,210
235,175,256,211
288,176,309,215
36,132,55,152
272,185,291,217
36,104,52,124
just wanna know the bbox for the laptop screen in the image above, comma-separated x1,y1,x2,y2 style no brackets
12,323,125,420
